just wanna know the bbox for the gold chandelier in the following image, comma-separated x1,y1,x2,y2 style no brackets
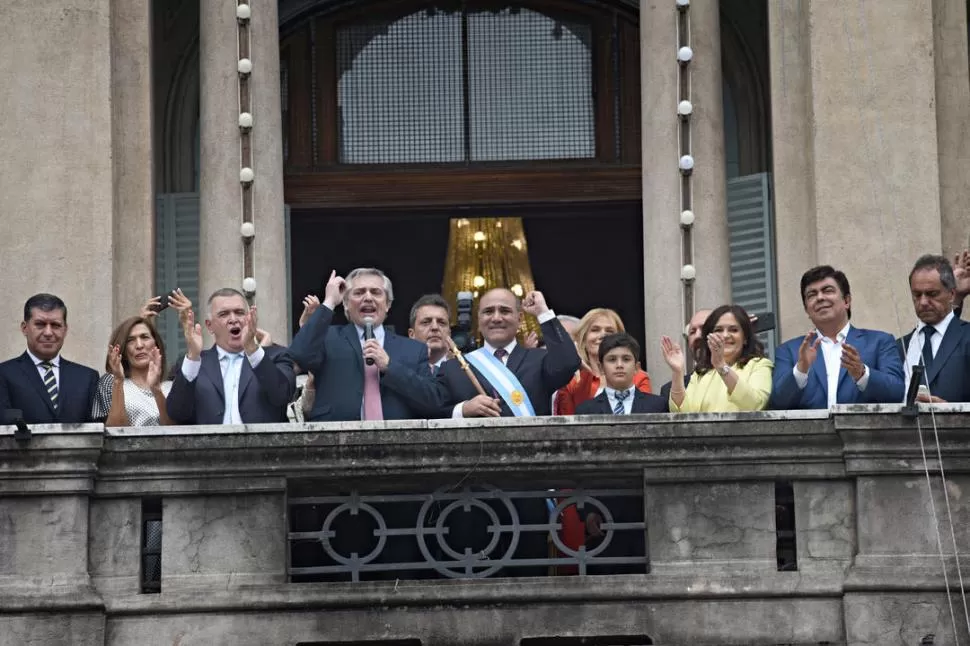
442,217,540,343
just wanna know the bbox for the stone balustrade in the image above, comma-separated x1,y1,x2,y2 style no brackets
3,405,970,645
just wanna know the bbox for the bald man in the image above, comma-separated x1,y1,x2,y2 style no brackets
434,288,580,418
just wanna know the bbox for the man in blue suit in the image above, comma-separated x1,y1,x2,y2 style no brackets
167,288,296,424
289,268,436,421
898,254,970,403
0,293,98,424
771,266,904,409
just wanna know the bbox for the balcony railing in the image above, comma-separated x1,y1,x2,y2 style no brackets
2,405,970,646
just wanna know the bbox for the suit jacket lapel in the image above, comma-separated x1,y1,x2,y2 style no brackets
835,327,863,398
201,349,225,402
926,320,963,384
631,390,649,414
811,343,828,397
17,352,56,414
506,345,527,375
342,325,365,373
238,354,254,400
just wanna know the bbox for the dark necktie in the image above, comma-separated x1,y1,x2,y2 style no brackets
613,389,629,415
921,327,935,369
41,361,59,410
494,348,508,362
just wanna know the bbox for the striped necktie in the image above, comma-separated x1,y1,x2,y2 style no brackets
613,389,629,415
40,361,59,410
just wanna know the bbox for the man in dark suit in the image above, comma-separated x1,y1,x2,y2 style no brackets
437,288,580,418
0,293,98,424
577,333,667,415
166,288,296,424
289,268,435,421
407,294,452,375
898,254,970,403
771,265,904,409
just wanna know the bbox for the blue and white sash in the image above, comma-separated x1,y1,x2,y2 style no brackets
464,348,536,416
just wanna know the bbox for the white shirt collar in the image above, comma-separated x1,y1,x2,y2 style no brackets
915,311,954,339
431,356,447,368
216,346,243,360
27,349,59,367
606,386,635,399
818,321,852,344
355,323,386,344
483,339,517,356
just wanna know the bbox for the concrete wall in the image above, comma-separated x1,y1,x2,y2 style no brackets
4,410,970,645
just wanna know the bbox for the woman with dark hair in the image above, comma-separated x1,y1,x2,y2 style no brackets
660,304,773,412
92,316,173,426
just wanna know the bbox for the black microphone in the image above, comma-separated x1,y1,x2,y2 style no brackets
363,316,375,365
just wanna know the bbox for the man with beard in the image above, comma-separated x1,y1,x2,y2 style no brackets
771,265,903,409
166,288,296,424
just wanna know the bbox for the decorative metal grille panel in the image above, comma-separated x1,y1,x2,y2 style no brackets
467,9,594,161
335,6,595,164
289,485,646,581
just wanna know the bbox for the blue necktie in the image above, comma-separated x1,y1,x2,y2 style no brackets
613,389,629,415
921,327,935,369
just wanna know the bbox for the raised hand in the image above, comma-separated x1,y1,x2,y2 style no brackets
322,270,347,310
146,347,163,388
841,342,866,381
181,308,204,360
139,296,162,321
954,250,970,300
107,344,125,381
660,335,686,374
521,291,549,317
707,332,726,369
256,328,272,347
796,330,821,374
298,294,321,328
242,306,260,354
169,288,193,314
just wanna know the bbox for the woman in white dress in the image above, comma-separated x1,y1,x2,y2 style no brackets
92,316,173,426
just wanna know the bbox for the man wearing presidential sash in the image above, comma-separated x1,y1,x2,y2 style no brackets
436,288,580,418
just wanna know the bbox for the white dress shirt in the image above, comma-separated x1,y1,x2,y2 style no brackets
792,322,870,407
605,386,635,415
451,309,558,419
180,345,265,424
903,311,954,396
27,349,60,385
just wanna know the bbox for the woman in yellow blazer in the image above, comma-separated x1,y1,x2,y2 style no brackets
660,304,773,412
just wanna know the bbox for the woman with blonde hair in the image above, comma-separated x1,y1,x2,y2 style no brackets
554,307,652,415
92,316,173,426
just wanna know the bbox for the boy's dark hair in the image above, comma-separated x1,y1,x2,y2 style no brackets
23,293,67,322
799,265,852,319
598,332,640,365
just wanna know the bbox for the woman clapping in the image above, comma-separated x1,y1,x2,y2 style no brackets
92,317,173,426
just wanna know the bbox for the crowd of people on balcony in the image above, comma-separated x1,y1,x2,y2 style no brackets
1,250,969,428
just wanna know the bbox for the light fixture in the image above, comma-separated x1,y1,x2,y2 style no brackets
676,0,690,8
240,222,255,238
473,231,486,242
680,210,695,226
677,100,693,117
473,275,486,288
510,284,524,297
677,46,693,64
238,112,253,129
236,3,251,21
680,264,696,281
242,277,257,293
239,167,255,183
679,155,695,172
238,58,253,75
510,239,523,250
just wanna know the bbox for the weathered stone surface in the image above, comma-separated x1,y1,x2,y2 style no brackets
844,592,969,646
793,480,855,571
88,498,141,595
0,614,104,646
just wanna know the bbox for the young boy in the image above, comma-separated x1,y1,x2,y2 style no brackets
576,332,668,414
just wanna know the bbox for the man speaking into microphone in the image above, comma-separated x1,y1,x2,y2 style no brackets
289,268,438,421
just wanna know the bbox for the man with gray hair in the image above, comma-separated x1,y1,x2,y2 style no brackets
167,287,296,424
898,253,970,403
289,268,437,421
